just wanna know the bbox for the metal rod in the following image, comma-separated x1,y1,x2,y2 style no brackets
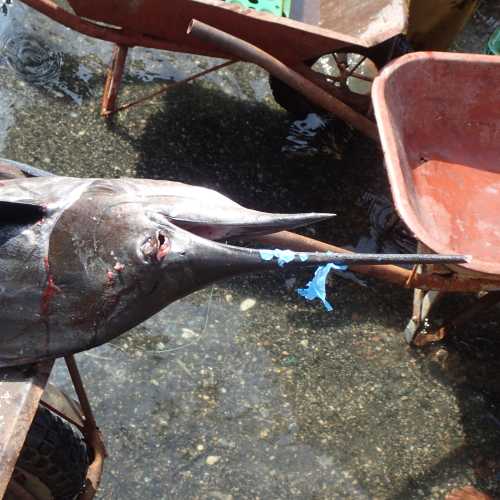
107,60,236,116
296,252,467,265
65,355,97,431
256,231,412,287
349,72,374,83
188,19,380,141
346,55,367,78
65,356,106,500
101,45,129,117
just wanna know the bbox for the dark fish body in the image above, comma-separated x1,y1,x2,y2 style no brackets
0,174,334,366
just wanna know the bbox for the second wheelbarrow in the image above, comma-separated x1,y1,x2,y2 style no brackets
371,51,500,345
255,51,500,346
19,0,410,139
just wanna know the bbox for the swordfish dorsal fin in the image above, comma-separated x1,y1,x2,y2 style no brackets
0,201,47,224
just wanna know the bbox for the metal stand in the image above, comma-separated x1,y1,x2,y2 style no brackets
101,44,129,117
65,355,107,500
404,275,443,343
412,291,500,347
404,255,500,347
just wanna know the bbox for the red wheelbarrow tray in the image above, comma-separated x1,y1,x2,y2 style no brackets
372,52,500,277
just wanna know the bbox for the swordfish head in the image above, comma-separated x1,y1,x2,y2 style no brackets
53,179,336,340
0,176,335,366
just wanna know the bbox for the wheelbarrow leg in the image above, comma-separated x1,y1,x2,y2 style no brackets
101,44,128,117
413,291,500,347
65,355,106,499
404,287,443,343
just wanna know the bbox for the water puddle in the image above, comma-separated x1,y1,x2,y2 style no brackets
0,34,63,85
282,112,352,158
50,286,372,499
2,2,500,499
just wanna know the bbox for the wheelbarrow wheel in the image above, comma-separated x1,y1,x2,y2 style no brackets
270,51,378,119
270,36,413,119
6,405,89,500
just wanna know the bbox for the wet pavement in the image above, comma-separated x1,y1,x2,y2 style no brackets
1,2,500,499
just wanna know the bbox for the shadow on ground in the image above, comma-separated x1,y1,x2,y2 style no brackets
97,78,500,499
107,81,389,248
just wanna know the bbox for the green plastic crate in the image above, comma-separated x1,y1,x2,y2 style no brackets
485,27,500,55
225,0,291,18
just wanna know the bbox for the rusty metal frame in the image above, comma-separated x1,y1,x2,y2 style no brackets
65,355,107,500
0,361,54,497
0,356,105,499
102,57,236,117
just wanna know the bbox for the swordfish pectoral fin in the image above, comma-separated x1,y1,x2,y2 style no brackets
0,201,47,224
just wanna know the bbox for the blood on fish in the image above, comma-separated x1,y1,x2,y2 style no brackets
40,257,60,316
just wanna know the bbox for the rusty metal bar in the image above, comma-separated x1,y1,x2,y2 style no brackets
187,19,380,141
349,72,374,83
107,60,236,116
408,272,500,293
101,45,129,117
65,356,106,500
65,356,97,431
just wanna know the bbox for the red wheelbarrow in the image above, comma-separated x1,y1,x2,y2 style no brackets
256,51,500,346
371,51,500,345
19,0,411,140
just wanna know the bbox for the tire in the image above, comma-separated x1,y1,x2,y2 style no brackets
270,72,317,119
6,405,90,500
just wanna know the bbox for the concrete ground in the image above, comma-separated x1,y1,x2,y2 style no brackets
0,1,499,498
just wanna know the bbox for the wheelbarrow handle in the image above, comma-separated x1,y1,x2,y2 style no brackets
187,19,380,141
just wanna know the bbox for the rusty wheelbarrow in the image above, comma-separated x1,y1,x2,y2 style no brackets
18,0,414,140
255,52,500,346
371,51,500,346
0,357,105,500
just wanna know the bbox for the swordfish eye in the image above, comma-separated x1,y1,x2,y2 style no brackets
140,231,171,263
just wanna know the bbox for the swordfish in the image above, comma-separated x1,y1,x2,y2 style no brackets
0,160,467,367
